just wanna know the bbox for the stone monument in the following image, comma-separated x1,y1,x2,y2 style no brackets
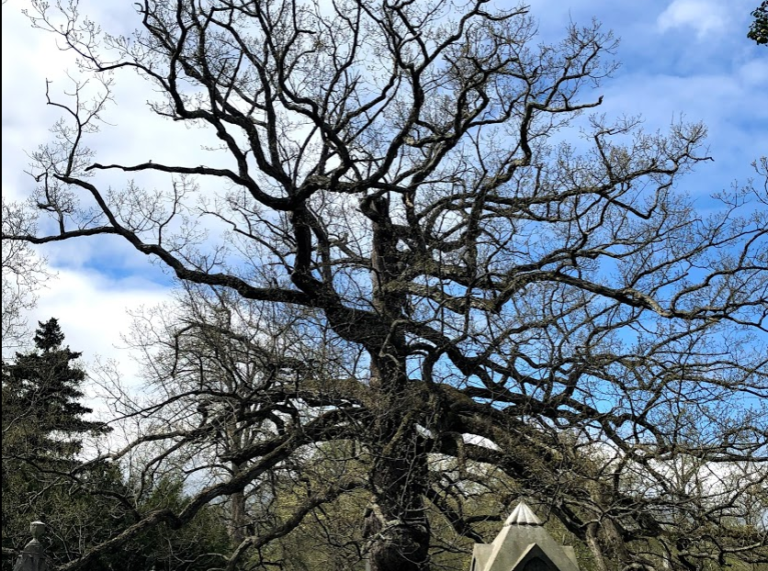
469,501,580,571
13,521,49,571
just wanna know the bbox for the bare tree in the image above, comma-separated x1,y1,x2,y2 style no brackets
4,1,767,569
92,284,370,570
1,201,52,353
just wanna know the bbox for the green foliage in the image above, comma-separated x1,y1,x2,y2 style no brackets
2,318,109,461
2,318,116,568
261,486,369,571
250,442,370,570
122,476,231,571
246,447,601,571
1,320,229,570
749,1,768,44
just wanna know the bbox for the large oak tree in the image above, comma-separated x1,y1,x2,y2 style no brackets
4,1,767,569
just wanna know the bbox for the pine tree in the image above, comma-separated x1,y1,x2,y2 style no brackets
1,319,233,570
2,318,109,463
2,318,113,568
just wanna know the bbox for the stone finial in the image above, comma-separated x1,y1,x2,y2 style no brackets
504,500,543,526
29,522,45,540
13,521,48,571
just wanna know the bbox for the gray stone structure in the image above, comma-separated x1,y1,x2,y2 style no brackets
13,521,49,571
470,501,579,571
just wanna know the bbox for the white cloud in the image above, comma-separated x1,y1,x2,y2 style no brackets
26,267,171,388
657,0,731,39
595,65,768,198
738,58,768,86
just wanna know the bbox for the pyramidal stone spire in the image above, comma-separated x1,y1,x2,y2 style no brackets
503,500,542,526
470,499,580,571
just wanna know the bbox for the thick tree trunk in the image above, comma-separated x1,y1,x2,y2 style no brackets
366,514,430,571
229,461,247,546
586,523,610,571
364,390,431,571
585,483,631,571
365,195,432,569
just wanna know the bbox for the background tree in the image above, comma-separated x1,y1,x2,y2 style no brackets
122,475,232,571
121,283,370,564
4,1,767,570
2,318,109,459
1,318,115,567
1,201,52,353
749,1,768,45
1,318,232,570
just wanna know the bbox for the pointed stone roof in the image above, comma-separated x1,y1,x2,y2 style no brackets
504,500,542,526
470,500,580,571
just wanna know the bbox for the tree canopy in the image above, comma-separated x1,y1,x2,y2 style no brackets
2,319,113,567
1,319,231,571
749,1,768,45
2,318,109,461
3,1,767,570
1,201,51,352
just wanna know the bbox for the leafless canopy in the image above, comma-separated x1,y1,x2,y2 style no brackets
4,0,767,569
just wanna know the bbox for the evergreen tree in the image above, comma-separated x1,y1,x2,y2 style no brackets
1,319,112,568
2,318,109,463
2,319,232,570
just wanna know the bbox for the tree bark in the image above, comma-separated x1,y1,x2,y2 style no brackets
363,197,431,571
364,385,431,571
586,523,611,571
229,461,247,546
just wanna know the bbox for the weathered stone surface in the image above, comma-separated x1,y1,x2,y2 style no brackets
13,521,49,571
470,501,579,571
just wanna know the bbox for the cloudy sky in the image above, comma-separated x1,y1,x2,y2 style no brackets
2,0,766,388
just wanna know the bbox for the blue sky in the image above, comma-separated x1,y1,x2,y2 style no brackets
2,0,766,382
